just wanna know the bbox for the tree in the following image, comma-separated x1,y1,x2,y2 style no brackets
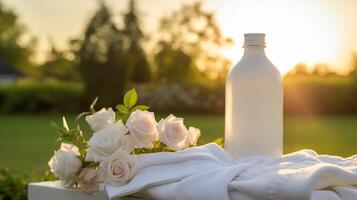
78,2,129,105
286,63,309,76
154,2,232,83
350,54,357,76
312,63,336,76
351,54,357,84
122,0,151,83
350,54,357,106
39,40,80,81
155,42,192,82
0,1,35,75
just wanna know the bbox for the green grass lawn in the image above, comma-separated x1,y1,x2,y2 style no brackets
0,114,357,174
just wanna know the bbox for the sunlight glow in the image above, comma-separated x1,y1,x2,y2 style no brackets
211,0,345,74
4,0,357,74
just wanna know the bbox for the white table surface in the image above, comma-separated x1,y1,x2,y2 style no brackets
28,181,145,200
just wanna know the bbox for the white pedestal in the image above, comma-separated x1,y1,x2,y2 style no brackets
28,181,144,200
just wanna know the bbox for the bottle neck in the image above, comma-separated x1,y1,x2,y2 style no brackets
243,46,266,57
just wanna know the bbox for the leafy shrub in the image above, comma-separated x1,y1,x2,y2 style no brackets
1,76,357,115
0,81,85,113
0,168,56,200
284,76,357,115
139,76,357,116
138,83,225,114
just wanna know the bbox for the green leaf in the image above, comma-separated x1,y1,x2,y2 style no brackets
115,112,129,124
123,89,137,108
133,105,150,111
51,122,60,130
63,134,73,141
116,104,129,114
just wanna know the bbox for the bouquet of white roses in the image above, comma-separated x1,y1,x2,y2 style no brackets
48,89,201,193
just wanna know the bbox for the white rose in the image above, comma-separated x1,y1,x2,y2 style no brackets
85,121,133,162
86,108,116,131
77,168,99,194
48,143,82,187
126,110,158,148
157,114,188,151
99,150,138,186
186,127,201,147
119,134,136,153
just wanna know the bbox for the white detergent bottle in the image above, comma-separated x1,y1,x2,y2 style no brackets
225,33,283,158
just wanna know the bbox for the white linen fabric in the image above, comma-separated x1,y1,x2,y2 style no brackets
105,143,357,200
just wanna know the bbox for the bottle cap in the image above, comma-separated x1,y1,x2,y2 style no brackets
243,33,266,47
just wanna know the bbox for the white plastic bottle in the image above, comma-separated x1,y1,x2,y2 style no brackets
225,33,283,158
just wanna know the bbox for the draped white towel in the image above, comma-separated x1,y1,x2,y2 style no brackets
105,143,357,200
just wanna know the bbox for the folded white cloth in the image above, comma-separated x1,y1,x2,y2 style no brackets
106,143,357,200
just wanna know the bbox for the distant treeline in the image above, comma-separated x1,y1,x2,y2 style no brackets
1,0,357,116
284,76,357,115
1,75,357,116
0,0,232,107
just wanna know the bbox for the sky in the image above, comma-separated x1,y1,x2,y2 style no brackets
3,0,357,74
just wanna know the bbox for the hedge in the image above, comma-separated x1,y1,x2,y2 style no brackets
0,82,85,113
1,77,357,115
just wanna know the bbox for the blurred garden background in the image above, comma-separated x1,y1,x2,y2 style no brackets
0,0,357,195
